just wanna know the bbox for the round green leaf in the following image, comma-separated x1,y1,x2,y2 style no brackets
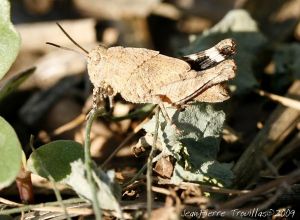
0,0,21,79
27,140,84,181
0,117,22,189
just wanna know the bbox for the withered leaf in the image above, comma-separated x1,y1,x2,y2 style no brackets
154,156,174,178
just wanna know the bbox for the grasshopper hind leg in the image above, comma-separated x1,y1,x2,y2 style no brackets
158,101,181,135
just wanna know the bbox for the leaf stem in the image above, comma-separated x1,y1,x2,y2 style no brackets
146,108,160,218
84,108,104,220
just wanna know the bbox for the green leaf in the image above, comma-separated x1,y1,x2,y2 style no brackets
175,104,224,163
181,9,268,94
27,141,121,212
62,159,121,212
27,140,84,181
0,67,35,102
0,0,21,79
142,103,234,186
0,117,22,190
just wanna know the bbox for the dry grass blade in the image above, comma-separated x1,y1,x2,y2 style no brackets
256,89,300,111
29,206,93,215
52,114,85,136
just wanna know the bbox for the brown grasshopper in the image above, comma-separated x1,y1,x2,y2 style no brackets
47,24,236,120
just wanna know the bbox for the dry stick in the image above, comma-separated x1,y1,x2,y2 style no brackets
147,108,160,218
234,81,300,187
220,168,300,209
160,181,251,195
260,154,279,177
122,179,145,192
271,132,300,167
126,178,251,196
29,135,71,220
84,108,105,220
256,89,300,111
255,183,288,211
52,114,86,136
151,186,171,196
23,206,92,215
0,198,85,215
0,197,22,207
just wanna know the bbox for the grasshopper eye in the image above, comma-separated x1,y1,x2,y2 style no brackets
90,51,101,63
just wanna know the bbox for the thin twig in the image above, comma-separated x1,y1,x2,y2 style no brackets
191,184,250,195
29,135,71,220
147,108,160,218
0,198,85,215
159,180,251,195
101,116,151,168
122,179,145,192
255,182,288,211
261,154,279,177
0,197,22,207
25,206,92,215
271,132,300,166
151,186,171,196
220,168,300,209
101,132,138,169
256,89,300,111
84,108,105,220
122,163,147,188
52,114,85,136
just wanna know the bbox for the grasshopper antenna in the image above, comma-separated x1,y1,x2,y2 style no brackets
45,42,85,55
46,22,89,56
